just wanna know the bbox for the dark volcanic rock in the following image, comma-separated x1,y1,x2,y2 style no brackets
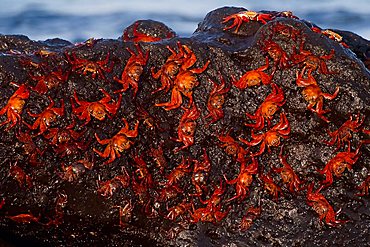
0,7,370,247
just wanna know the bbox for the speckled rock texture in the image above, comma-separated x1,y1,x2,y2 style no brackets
0,7,370,247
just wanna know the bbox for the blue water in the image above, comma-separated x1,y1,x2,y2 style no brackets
0,0,369,42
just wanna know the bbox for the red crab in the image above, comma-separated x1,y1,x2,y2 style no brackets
172,104,200,153
135,105,162,131
165,200,192,221
45,192,68,227
73,37,99,49
222,11,273,33
200,180,226,208
232,57,272,89
223,157,259,202
114,44,149,97
325,112,365,149
44,119,85,145
270,22,302,41
356,175,370,197
151,42,190,94
245,83,286,130
272,146,304,193
306,183,348,227
318,144,361,187
29,67,69,94
217,129,249,163
131,176,150,204
191,148,212,197
65,52,113,80
190,203,230,224
240,112,291,156
292,42,335,75
26,97,64,135
123,21,175,43
71,88,122,126
156,184,183,203
0,82,30,130
155,48,210,110
58,160,89,182
94,118,139,164
191,181,230,223
54,139,89,158
132,154,154,188
204,75,230,126
259,173,283,201
9,162,33,189
7,213,40,224
96,172,130,198
296,69,339,123
16,130,44,166
163,156,192,187
261,40,290,70
312,28,349,48
240,204,262,231
113,200,134,227
149,144,167,174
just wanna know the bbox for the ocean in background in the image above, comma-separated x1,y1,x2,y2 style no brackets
0,0,369,42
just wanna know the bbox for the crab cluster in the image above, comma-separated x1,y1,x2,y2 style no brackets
0,9,369,243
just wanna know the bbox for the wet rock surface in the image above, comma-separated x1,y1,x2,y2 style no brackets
0,7,370,247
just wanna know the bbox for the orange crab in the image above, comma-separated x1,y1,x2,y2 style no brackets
240,112,291,156
296,69,339,123
132,154,154,188
217,129,249,163
0,82,30,130
9,162,33,189
261,40,290,70
93,118,139,164
44,119,85,145
223,157,258,202
306,183,348,227
240,204,262,231
317,144,361,187
222,11,273,33
191,181,230,223
149,144,167,174
204,74,230,126
151,42,190,94
172,104,200,153
292,42,335,75
25,97,64,135
325,112,365,149
113,200,134,227
164,200,192,222
155,48,210,110
259,173,283,201
65,52,113,80
162,156,192,187
270,22,301,41
123,21,175,43
16,130,44,166
232,57,272,89
96,170,130,198
312,27,349,48
245,83,286,130
29,67,69,94
71,88,122,126
114,44,149,97
191,148,212,197
272,146,304,193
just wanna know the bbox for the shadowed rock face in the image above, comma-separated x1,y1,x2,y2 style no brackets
0,6,369,247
